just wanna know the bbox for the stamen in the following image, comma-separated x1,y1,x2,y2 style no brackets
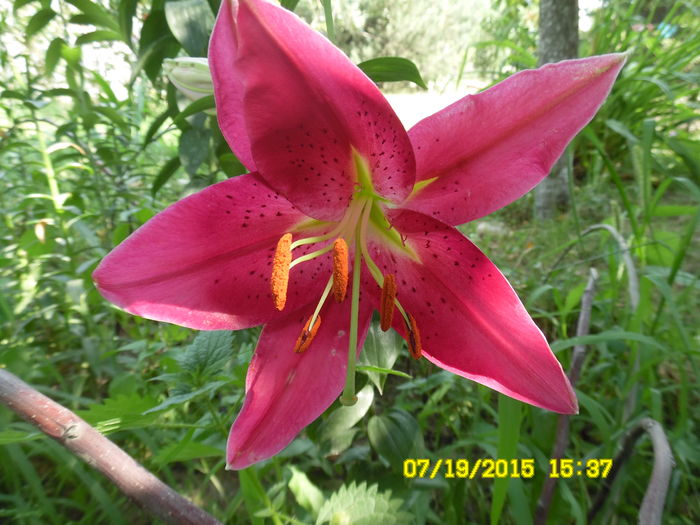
405,313,422,360
332,238,349,302
379,274,397,331
294,315,322,353
271,233,292,311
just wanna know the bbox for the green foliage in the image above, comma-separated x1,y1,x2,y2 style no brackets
316,482,412,525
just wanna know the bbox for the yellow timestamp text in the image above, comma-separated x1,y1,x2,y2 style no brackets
402,458,613,479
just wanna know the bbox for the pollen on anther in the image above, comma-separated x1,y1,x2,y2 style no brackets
379,274,397,331
271,233,293,311
406,313,422,360
331,238,349,302
294,315,322,353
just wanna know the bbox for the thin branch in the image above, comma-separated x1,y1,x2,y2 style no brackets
0,368,223,525
588,418,674,524
535,268,598,525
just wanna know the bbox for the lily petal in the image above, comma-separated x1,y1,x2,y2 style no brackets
92,173,322,330
227,298,373,469
210,0,256,170
372,209,577,413
215,0,415,220
405,54,626,225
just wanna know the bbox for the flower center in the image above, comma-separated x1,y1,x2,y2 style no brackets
269,152,422,406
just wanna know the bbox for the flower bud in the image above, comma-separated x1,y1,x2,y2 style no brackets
164,57,214,103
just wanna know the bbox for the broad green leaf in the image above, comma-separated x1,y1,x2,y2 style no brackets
45,38,66,75
165,0,215,56
358,57,427,89
178,330,234,379
319,384,374,455
368,409,422,469
179,127,210,175
289,466,324,516
358,323,403,393
26,9,56,40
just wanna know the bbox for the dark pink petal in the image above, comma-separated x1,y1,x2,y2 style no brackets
214,0,414,220
227,296,373,469
209,1,256,171
405,54,626,225
369,209,577,413
93,173,325,330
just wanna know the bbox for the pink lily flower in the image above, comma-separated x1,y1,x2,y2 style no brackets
93,0,625,469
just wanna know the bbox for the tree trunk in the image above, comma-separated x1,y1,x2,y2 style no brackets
534,0,579,220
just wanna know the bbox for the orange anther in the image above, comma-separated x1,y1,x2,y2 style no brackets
406,313,422,360
294,315,322,353
271,233,293,311
379,274,397,331
331,238,349,302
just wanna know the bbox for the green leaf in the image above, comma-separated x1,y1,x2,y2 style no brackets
77,394,160,434
316,482,411,525
490,396,522,525
143,380,227,414
0,430,43,445
154,439,223,465
26,9,56,40
289,466,324,516
319,384,374,455
75,29,122,46
368,409,422,469
45,38,66,76
152,155,181,195
143,108,173,149
179,127,210,176
550,330,666,353
172,94,215,129
137,8,180,82
239,469,267,525
281,0,300,10
179,330,234,379
358,57,427,88
165,0,215,56
65,0,119,31
118,0,138,46
358,323,403,393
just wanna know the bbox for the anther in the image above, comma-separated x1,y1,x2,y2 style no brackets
294,315,321,353
331,238,349,302
379,274,397,331
405,313,422,359
271,233,293,311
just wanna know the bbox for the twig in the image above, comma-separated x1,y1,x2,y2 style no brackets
0,368,223,525
535,268,598,525
588,418,674,524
